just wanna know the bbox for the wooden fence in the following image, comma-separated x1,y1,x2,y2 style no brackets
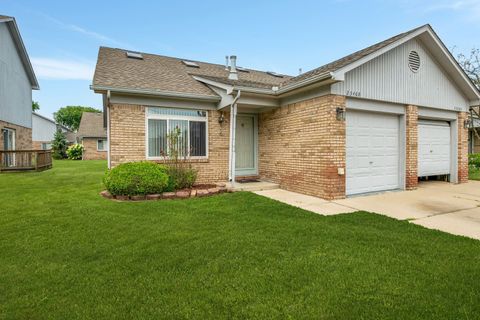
0,150,52,172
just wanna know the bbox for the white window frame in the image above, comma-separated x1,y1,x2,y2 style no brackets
97,139,108,152
3,128,15,150
41,143,52,150
3,128,16,167
145,107,209,160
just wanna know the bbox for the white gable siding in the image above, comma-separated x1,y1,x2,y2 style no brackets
332,38,470,111
0,23,32,128
32,114,57,141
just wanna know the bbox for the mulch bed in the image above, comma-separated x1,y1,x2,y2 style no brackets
100,183,231,201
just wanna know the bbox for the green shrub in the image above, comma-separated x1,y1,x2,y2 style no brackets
469,153,480,169
103,162,169,196
160,125,198,191
52,130,68,159
66,144,84,160
167,166,198,190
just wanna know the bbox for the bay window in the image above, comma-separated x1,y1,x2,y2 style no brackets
147,107,208,159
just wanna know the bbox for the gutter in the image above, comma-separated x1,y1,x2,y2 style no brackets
106,90,111,169
193,72,334,97
274,71,333,95
90,85,221,102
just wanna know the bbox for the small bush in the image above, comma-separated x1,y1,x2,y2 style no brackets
469,153,480,169
167,166,198,190
66,144,84,160
103,162,169,196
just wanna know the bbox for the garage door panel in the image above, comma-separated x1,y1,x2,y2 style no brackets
418,121,450,177
346,110,400,195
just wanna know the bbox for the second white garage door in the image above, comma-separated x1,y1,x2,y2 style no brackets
346,110,400,195
418,120,451,177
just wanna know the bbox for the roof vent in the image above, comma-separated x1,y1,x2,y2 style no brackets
267,71,284,78
408,51,420,72
182,60,199,68
126,51,143,59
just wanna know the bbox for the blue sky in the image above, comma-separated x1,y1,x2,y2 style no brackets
2,0,480,119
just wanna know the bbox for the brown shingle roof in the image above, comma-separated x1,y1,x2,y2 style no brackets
77,112,106,138
92,25,428,96
93,48,292,96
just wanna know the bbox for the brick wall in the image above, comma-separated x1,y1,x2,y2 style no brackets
82,138,107,160
458,111,469,183
32,141,51,150
0,120,32,150
110,104,146,165
109,104,230,183
405,105,418,189
258,95,346,200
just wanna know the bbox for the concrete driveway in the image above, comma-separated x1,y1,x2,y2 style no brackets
255,181,480,240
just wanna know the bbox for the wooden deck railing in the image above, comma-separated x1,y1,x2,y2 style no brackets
0,150,52,172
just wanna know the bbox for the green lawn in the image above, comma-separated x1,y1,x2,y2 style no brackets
1,161,479,319
470,168,480,180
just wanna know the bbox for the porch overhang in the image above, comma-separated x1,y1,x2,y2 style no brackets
193,73,336,111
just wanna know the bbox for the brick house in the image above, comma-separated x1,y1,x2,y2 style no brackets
91,24,480,200
468,109,480,153
0,15,39,152
77,112,107,160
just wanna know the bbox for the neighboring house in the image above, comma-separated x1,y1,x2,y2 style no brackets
0,15,39,151
77,112,107,160
32,112,75,150
91,24,480,200
468,115,480,154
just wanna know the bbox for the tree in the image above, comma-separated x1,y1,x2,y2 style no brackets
32,101,40,111
51,130,68,159
456,48,480,139
54,106,101,131
456,48,480,89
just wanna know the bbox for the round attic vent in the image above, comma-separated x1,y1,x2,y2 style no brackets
408,51,420,72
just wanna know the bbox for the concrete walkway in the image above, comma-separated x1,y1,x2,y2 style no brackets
254,189,357,215
255,181,480,240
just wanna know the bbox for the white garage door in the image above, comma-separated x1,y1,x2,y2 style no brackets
418,120,450,177
346,111,400,195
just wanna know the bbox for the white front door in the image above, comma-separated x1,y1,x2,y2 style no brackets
418,120,451,177
346,110,400,195
235,114,257,176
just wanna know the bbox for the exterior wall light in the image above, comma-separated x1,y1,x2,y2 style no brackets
464,119,471,129
218,112,225,124
336,107,346,121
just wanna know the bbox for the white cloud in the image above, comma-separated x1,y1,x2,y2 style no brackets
31,58,94,80
41,13,131,48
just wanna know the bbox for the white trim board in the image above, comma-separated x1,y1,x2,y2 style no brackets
418,107,457,120
346,98,405,115
111,93,217,110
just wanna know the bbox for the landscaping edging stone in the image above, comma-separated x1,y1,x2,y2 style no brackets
100,182,231,202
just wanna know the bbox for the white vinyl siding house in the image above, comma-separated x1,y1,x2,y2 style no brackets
0,16,38,130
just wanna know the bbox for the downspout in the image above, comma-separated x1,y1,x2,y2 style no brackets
228,90,241,186
106,90,111,169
